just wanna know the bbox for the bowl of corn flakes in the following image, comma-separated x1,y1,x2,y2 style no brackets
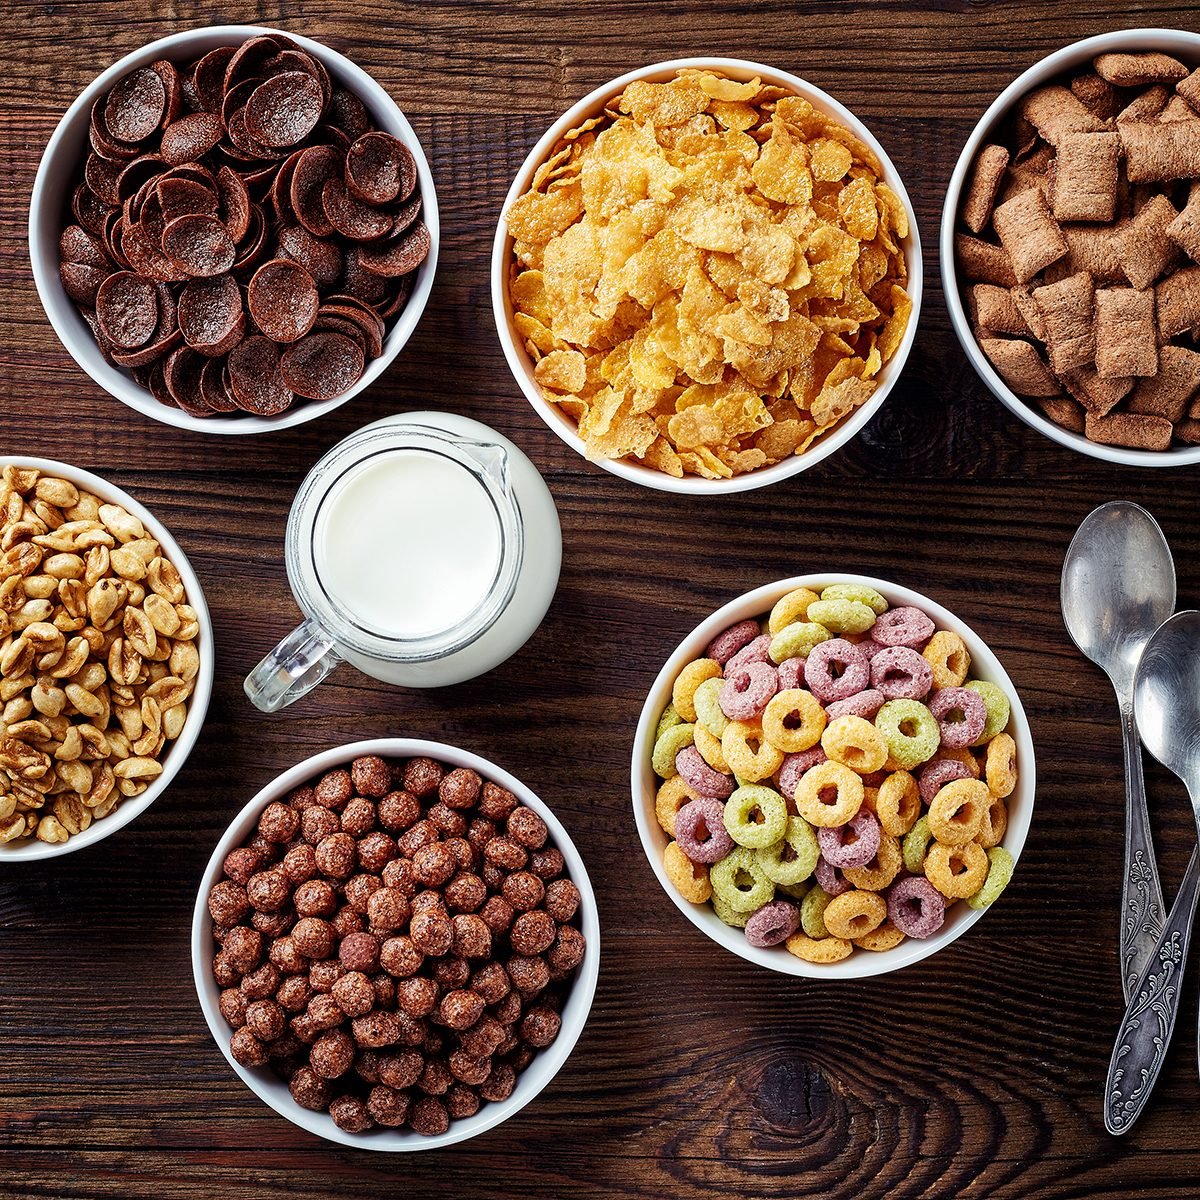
492,58,922,493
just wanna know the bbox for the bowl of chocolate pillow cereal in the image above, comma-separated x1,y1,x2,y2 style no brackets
942,29,1200,466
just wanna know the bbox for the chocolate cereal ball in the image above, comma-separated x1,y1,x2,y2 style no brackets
339,931,381,973
544,878,581,922
372,973,397,1010
501,871,544,913
458,1014,505,1058
294,878,337,917
268,937,306,976
397,820,438,858
315,832,356,879
251,908,294,938
309,959,345,993
245,999,286,1042
410,1096,450,1136
306,993,345,1032
330,908,365,940
380,935,424,978
378,1049,424,1089
367,1084,410,1127
230,1026,268,1067
301,805,339,845
510,910,557,956
381,856,417,895
218,988,248,1027
447,1083,481,1120
341,797,376,838
331,970,375,1018
403,757,443,797
439,767,482,810
418,1058,454,1096
448,1050,492,1086
469,962,511,1005
466,817,497,854
507,807,548,850
329,1094,373,1132
478,782,518,821
529,847,565,881
277,975,313,1013
291,917,334,959
315,769,354,810
344,873,382,914
241,962,283,999
378,791,421,832
411,890,448,920
352,1010,402,1049
410,911,453,957
506,955,550,997
445,872,486,913
223,926,263,974
451,914,492,959
310,1029,355,1079
208,881,250,926
351,755,392,797
396,976,439,1018
289,1066,331,1111
427,803,467,838
548,925,587,972
222,847,262,885
413,842,455,888
484,836,527,871
479,895,515,934
259,801,300,843
437,988,485,1032
281,843,319,885
357,831,397,873
479,1061,516,1103
367,886,410,934
521,1006,562,1048
432,956,471,989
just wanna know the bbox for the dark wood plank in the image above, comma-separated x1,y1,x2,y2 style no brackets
3,1,1200,1197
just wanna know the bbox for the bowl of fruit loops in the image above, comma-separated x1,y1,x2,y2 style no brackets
631,576,1034,977
492,59,920,493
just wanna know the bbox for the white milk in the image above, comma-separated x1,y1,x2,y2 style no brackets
314,449,501,639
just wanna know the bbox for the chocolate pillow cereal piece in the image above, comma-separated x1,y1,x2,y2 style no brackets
961,144,1010,234
1167,195,1200,264
1070,72,1121,120
971,284,1030,335
1020,84,1106,145
1122,120,1200,183
1094,287,1158,378
1094,51,1190,87
1037,394,1087,433
1010,285,1048,340
1032,271,1096,373
993,188,1068,282
1156,265,1200,338
1159,95,1200,124
1116,86,1170,127
1051,132,1120,223
1060,364,1132,416
1062,222,1127,285
980,337,1061,396
1119,194,1180,289
1085,410,1174,450
1127,345,1200,421
955,234,1017,287
1177,68,1200,112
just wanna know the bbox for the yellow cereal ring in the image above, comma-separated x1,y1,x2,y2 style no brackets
694,724,731,773
793,761,864,827
843,833,903,890
977,793,1008,849
769,587,819,633
985,732,1017,798
927,778,989,846
656,703,681,740
861,785,880,815
672,658,721,723
821,583,888,615
693,676,728,737
721,720,785,782
925,840,988,899
807,597,877,634
876,770,920,836
761,688,826,753
855,920,906,952
923,630,971,688
663,840,711,903
821,714,889,774
769,622,830,664
652,722,695,778
655,775,697,836
785,931,852,963
823,889,888,940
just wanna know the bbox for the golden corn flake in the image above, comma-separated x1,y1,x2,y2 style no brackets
506,69,913,478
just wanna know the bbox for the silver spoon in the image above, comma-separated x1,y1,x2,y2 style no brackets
1106,611,1200,1134
1062,501,1176,1000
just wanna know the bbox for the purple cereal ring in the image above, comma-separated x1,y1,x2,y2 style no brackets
888,876,946,939
744,899,802,948
777,657,806,690
928,687,987,749
778,747,827,799
918,758,971,804
726,633,772,674
814,856,852,897
706,619,762,666
859,638,887,662
872,606,936,649
817,810,881,869
825,688,886,720
674,798,735,865
870,646,934,700
718,661,779,721
804,638,869,703
675,745,735,799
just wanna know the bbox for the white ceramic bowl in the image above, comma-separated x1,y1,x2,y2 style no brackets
941,28,1200,468
491,57,923,494
0,456,213,861
631,574,1036,978
29,25,439,436
192,738,600,1151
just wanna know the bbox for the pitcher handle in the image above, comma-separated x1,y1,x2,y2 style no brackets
244,618,343,713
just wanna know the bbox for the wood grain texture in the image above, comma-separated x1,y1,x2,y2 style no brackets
3,1,1200,1196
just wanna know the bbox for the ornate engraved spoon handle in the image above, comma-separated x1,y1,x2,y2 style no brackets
1105,846,1200,1135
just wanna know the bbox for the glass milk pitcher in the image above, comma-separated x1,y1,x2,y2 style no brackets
245,412,561,712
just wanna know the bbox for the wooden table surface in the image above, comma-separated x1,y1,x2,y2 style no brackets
4,1,1200,1196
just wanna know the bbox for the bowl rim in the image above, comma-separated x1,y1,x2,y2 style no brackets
28,23,440,437
0,455,214,861
490,55,924,494
939,26,1200,468
630,573,1036,979
191,737,601,1151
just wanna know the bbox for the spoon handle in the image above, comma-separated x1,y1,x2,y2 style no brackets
1119,700,1166,1002
1105,845,1200,1135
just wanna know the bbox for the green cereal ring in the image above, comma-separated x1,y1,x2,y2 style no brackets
724,785,788,849
693,676,728,738
711,888,750,928
821,583,888,615
965,680,1011,745
777,878,813,901
756,816,820,885
710,846,776,912
807,598,877,635
769,622,830,664
652,722,695,778
902,814,934,874
967,846,1015,910
656,703,682,741
875,699,940,770
800,883,833,938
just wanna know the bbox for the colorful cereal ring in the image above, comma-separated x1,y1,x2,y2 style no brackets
721,721,785,782
842,833,902,890
929,687,987,749
673,658,721,722
967,847,1016,909
855,920,906,951
794,761,865,827
785,931,852,963
965,680,1011,744
655,775,697,837
820,583,888,615
813,855,852,897
876,770,921,836
918,758,971,804
870,646,934,700
800,882,834,936
821,714,889,774
756,816,820,885
825,689,886,720
887,876,946,938
807,597,877,635
719,661,779,721
652,721,695,777
727,633,772,673
768,588,819,633
693,676,728,738
706,618,762,665
777,657,806,690
710,846,775,912
924,840,988,899
769,622,830,664
902,814,934,873
675,798,736,864
927,778,988,845
872,605,936,649
985,732,1018,798
874,699,940,770
823,889,888,940
978,794,1008,849
923,630,971,688
744,899,802,947
761,688,826,753
711,888,749,927
675,744,734,799
777,746,827,800
656,703,682,741
804,638,870,703
817,809,881,869
723,785,788,849
663,841,711,903
694,724,731,774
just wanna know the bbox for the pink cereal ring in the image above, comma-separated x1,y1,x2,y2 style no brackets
928,687,987,749
918,758,971,804
674,798,735,865
726,633,772,674
825,688,886,720
675,745,735,799
870,646,934,700
817,810,881,869
888,876,946,939
718,661,779,721
859,638,887,662
814,856,852,897
872,606,936,649
744,899,801,948
778,747,827,800
804,638,869,703
777,657,806,690
706,619,762,666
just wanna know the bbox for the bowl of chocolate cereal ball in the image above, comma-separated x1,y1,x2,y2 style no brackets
943,29,1200,466
192,739,597,1150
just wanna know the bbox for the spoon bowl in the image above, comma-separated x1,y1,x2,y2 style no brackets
1135,611,1200,799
